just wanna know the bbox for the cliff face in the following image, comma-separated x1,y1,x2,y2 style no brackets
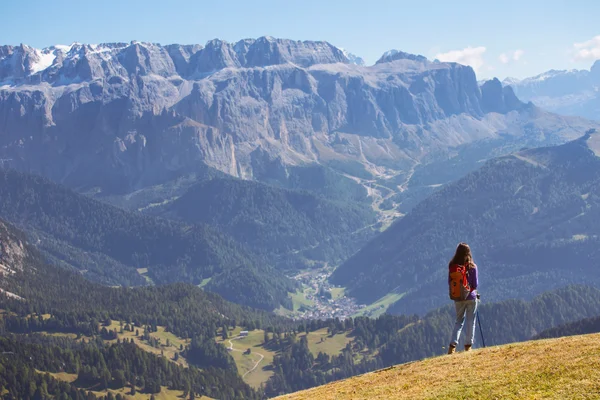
0,38,595,193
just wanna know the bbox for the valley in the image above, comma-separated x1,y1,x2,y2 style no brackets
1,8,600,398
279,267,364,320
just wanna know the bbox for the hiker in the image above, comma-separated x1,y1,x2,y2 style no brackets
447,242,478,354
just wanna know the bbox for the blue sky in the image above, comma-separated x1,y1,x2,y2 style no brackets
2,0,599,79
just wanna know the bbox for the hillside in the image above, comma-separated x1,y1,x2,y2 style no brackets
3,212,600,398
261,285,600,397
0,169,297,310
332,129,600,314
534,314,600,340
0,218,297,399
279,333,600,400
153,176,377,269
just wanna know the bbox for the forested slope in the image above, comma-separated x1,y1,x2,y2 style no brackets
0,169,297,310
332,130,600,314
155,176,377,270
0,218,296,399
262,285,600,397
534,314,600,339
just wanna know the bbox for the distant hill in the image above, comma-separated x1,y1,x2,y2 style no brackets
278,332,600,400
534,314,600,340
153,176,377,270
331,129,600,314
0,169,297,310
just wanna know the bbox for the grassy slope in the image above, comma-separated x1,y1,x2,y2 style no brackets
215,328,354,388
279,333,600,400
301,328,353,358
216,328,277,388
46,371,211,400
352,292,405,318
38,320,191,368
107,321,191,368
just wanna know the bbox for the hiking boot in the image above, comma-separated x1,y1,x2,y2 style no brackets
464,344,472,352
447,344,456,354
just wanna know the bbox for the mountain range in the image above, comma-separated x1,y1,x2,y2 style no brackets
1,38,595,203
505,60,600,120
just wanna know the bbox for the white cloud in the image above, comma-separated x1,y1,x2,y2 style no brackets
573,35,600,61
512,49,524,61
435,46,486,73
499,49,524,64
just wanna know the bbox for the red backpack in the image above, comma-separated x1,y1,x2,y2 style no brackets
449,264,471,301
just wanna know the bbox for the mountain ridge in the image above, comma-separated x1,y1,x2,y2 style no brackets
504,60,600,120
331,128,600,313
2,37,596,199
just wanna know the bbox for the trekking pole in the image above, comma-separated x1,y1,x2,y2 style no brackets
476,294,486,348
476,312,486,348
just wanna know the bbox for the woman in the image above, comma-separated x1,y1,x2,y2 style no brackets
447,242,478,354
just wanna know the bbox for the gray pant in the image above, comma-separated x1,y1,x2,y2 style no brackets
450,299,478,346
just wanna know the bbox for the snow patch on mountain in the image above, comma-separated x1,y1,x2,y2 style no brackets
338,48,365,66
30,48,56,74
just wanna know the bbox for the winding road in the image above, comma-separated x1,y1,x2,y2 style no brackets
227,336,265,378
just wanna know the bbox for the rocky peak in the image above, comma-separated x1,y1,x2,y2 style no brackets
480,78,526,114
376,49,427,64
0,44,40,82
165,44,203,76
338,48,365,66
117,42,177,77
188,39,241,75
240,36,349,68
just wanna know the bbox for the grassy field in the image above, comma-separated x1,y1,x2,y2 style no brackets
45,371,211,399
290,289,315,312
216,327,277,388
352,291,405,318
107,321,190,368
330,287,345,300
300,328,353,357
216,327,356,388
279,333,600,400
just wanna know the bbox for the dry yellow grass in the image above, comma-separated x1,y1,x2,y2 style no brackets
279,333,600,400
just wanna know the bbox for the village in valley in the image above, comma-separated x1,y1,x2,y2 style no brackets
286,267,365,320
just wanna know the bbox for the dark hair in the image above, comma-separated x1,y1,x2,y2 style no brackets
449,242,474,268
